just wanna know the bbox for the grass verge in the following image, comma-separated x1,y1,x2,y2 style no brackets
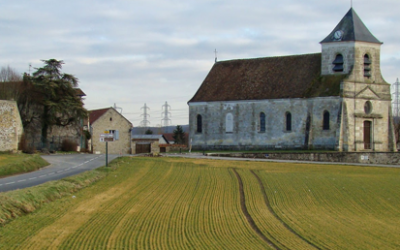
0,154,49,178
0,163,112,225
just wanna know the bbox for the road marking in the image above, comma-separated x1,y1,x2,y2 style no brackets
5,182,15,185
39,175,46,178
18,179,26,182
48,173,54,175
29,177,37,180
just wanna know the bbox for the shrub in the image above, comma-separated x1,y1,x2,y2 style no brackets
61,139,78,152
18,133,35,154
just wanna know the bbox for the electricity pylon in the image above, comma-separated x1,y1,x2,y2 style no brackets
140,103,151,127
161,101,171,127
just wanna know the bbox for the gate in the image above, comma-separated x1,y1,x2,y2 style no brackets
136,143,151,154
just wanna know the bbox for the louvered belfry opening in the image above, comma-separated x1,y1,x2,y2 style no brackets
332,54,344,72
364,54,371,78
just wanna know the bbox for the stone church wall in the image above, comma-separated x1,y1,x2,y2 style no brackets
0,100,23,151
189,97,341,150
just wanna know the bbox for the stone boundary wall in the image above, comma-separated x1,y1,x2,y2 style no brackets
159,144,189,153
0,100,23,152
208,152,400,165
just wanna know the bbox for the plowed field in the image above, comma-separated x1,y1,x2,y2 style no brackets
1,157,399,249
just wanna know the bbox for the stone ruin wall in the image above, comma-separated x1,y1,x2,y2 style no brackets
0,100,23,151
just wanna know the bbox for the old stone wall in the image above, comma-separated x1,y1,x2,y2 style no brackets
0,100,23,151
209,152,400,165
91,109,132,154
189,97,341,150
151,141,160,154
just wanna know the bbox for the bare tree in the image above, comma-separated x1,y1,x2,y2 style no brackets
0,66,23,100
0,65,21,82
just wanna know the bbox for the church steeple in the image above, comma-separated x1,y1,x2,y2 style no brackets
321,8,382,44
320,8,385,82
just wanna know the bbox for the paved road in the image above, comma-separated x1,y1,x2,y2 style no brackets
0,154,120,192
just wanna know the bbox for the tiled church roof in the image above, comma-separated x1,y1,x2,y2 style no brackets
188,53,345,103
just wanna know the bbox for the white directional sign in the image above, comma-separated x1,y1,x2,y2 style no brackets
100,133,114,142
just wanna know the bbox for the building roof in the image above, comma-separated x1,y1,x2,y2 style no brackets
188,53,345,103
321,8,381,44
89,108,109,124
132,134,168,141
74,88,86,97
89,107,132,126
163,133,175,143
162,133,189,143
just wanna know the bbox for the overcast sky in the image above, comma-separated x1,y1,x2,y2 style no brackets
1,0,399,127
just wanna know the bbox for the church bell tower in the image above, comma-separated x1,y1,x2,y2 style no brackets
320,8,396,152
320,8,385,84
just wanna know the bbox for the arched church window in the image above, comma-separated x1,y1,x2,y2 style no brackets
226,113,233,133
286,112,292,131
323,111,330,130
260,112,266,132
196,115,202,133
332,54,344,72
364,54,371,78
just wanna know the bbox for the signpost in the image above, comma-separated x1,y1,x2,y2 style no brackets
100,131,114,167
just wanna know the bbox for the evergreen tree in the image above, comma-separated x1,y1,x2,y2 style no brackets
173,125,185,144
31,59,87,146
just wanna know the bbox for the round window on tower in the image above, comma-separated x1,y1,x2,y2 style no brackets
364,101,372,114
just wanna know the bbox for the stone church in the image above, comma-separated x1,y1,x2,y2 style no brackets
188,8,397,152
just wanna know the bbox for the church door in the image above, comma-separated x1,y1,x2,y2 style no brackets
363,121,371,149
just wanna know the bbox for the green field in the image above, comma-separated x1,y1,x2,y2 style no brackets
1,157,399,249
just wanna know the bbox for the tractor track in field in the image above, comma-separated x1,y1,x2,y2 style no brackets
231,168,281,250
250,170,323,250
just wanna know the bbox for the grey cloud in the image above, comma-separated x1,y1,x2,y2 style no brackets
1,0,399,125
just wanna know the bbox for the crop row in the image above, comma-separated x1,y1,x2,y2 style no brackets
235,168,320,250
1,158,399,249
6,158,274,249
255,164,400,250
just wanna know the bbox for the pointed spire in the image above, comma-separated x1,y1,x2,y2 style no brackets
321,8,382,44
